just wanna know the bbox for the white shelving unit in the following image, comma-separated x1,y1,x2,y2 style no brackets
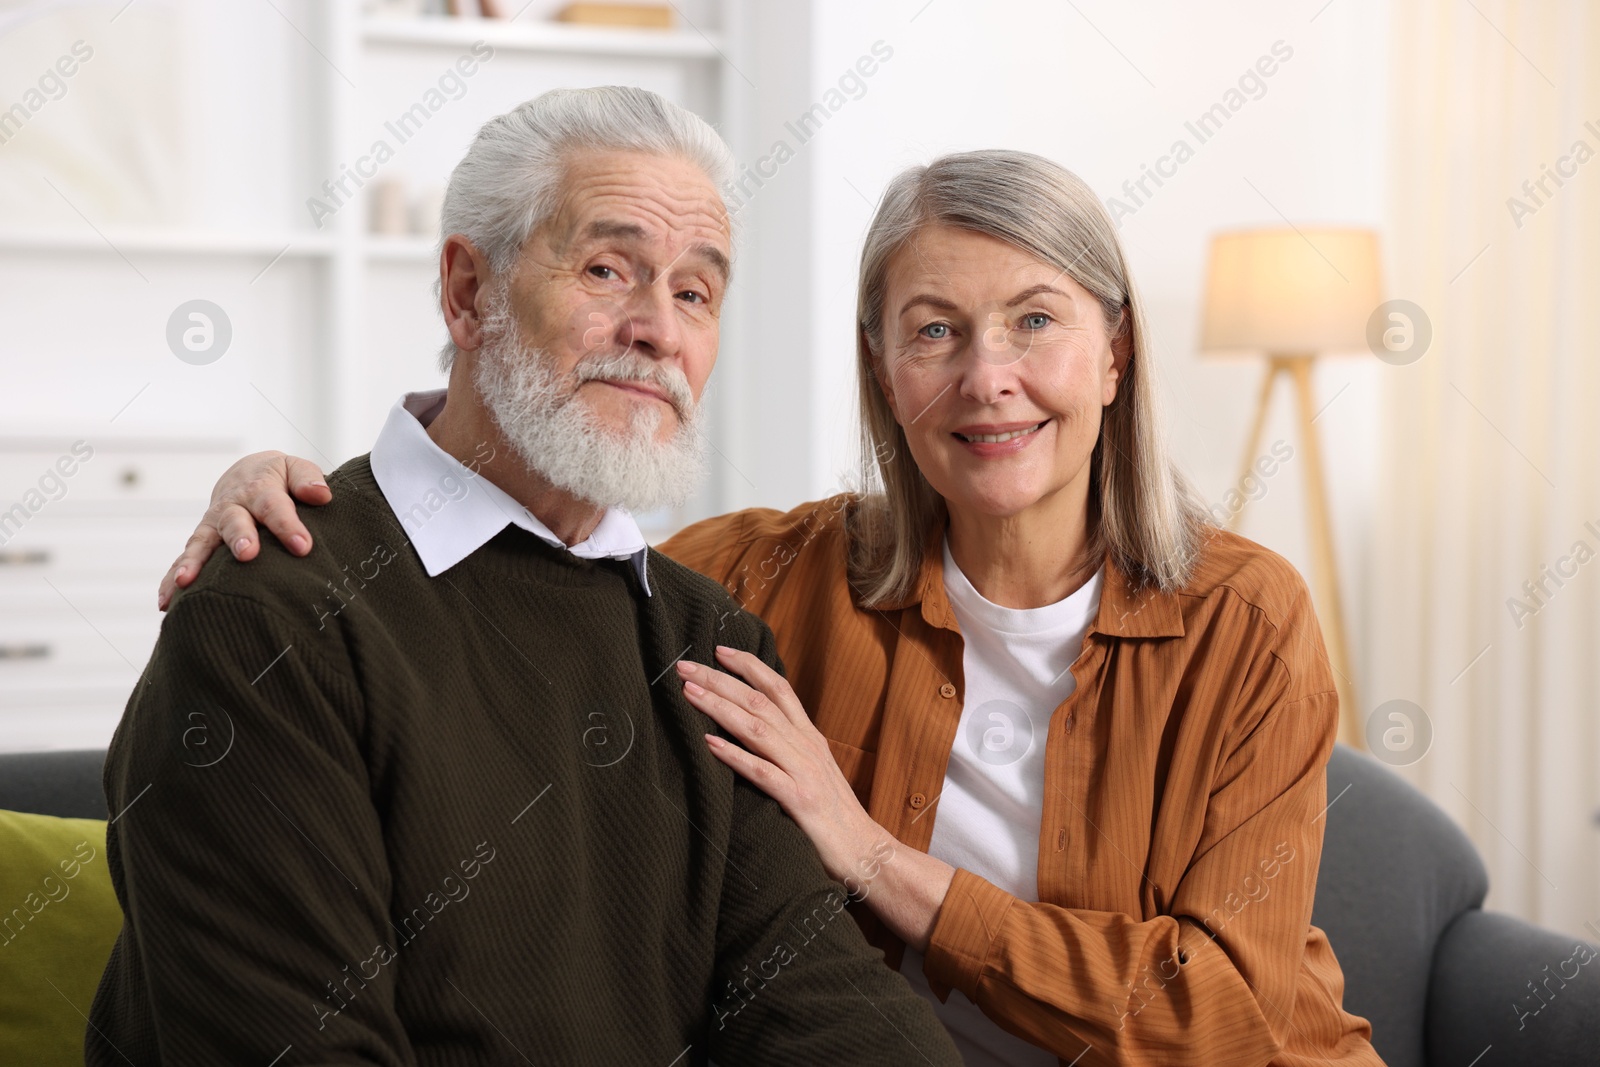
0,0,749,751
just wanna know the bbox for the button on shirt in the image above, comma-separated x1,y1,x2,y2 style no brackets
368,390,651,593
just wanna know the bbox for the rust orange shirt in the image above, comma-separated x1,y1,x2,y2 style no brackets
659,494,1382,1067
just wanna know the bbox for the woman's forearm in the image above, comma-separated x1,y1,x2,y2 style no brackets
849,818,957,953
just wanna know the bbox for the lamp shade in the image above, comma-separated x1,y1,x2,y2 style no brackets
1199,228,1382,357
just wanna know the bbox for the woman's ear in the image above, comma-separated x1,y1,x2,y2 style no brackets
1104,306,1132,406
441,235,494,354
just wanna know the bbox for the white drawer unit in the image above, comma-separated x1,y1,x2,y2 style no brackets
0,438,241,753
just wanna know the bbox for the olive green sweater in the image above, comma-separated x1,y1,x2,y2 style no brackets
87,456,961,1066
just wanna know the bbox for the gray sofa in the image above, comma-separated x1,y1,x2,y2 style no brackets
1310,746,1600,1066
2,745,1596,1065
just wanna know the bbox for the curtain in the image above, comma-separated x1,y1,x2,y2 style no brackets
1375,0,1599,939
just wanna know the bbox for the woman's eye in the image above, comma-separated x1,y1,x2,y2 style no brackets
677,290,705,304
588,265,618,280
1023,313,1051,330
920,323,951,340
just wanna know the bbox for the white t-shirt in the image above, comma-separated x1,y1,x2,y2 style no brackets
898,536,1104,1066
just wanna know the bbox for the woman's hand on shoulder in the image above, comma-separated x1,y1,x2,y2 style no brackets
679,646,882,878
680,645,958,949
157,451,331,611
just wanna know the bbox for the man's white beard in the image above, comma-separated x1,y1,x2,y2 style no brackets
471,288,710,513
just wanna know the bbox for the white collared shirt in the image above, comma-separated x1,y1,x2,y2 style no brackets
367,390,652,595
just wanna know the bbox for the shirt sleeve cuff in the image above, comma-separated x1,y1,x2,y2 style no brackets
922,867,1015,1003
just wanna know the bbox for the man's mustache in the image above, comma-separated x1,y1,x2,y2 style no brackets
570,350,695,419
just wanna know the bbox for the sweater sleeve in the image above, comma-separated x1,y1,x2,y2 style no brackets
919,585,1374,1067
706,620,962,1067
88,588,415,1067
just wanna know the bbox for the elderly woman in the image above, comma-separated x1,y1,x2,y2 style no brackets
157,151,1380,1067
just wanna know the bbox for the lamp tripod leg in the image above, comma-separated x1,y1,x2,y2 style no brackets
1287,357,1362,748
1229,360,1283,531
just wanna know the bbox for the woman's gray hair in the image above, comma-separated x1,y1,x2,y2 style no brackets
848,149,1215,606
434,85,736,371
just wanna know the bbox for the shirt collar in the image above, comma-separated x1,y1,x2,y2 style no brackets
873,514,1184,639
368,389,652,595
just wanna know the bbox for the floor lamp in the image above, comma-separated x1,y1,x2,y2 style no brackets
1198,228,1382,749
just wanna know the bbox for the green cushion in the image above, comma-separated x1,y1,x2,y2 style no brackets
0,809,121,1067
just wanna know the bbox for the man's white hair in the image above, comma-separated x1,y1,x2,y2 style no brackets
433,85,737,371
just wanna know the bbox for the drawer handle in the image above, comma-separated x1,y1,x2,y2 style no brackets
0,550,49,566
0,644,50,661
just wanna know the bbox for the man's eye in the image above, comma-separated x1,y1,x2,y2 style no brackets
588,265,618,280
677,290,706,304
1023,313,1051,330
920,323,951,340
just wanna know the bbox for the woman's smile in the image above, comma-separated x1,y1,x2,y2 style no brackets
950,417,1052,456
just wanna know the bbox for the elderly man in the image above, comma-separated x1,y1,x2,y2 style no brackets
87,87,962,1066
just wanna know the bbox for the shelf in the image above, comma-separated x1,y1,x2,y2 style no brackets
0,228,336,258
362,15,722,59
0,229,472,268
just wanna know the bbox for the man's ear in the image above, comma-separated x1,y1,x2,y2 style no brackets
441,235,494,353
1104,306,1132,406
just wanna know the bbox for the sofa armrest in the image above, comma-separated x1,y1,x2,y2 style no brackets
1426,908,1600,1065
0,749,108,819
